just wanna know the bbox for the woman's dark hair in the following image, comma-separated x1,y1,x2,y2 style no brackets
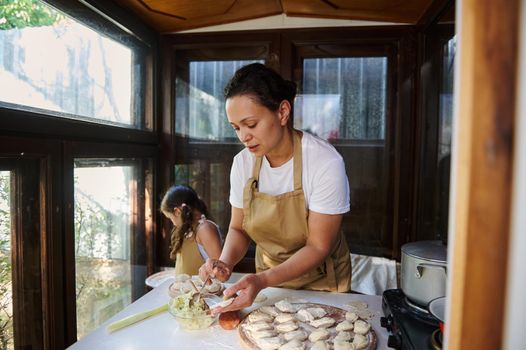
160,184,211,260
224,63,297,120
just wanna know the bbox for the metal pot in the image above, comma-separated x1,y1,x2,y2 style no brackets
401,240,447,306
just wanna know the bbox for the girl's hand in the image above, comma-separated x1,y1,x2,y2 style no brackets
211,274,266,315
199,258,231,283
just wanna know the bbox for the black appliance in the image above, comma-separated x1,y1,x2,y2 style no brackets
381,289,443,350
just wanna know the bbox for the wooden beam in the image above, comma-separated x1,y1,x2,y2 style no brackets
447,0,520,349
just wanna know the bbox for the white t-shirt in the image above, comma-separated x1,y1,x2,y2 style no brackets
229,131,350,214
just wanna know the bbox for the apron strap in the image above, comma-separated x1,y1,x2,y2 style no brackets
251,130,302,191
292,130,302,191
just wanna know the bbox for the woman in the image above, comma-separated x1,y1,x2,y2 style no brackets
160,184,222,275
200,63,351,313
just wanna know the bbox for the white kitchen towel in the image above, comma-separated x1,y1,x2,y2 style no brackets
350,253,398,295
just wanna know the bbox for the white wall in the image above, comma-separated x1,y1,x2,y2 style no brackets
503,1,526,349
178,14,400,33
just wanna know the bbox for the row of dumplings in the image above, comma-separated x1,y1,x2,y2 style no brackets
168,274,223,296
243,300,371,350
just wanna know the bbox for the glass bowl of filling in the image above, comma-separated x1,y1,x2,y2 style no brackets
168,291,221,330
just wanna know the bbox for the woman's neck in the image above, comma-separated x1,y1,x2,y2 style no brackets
266,129,294,168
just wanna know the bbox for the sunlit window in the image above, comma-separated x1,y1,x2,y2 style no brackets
74,163,133,339
0,0,142,128
0,171,13,349
298,57,387,141
175,60,262,140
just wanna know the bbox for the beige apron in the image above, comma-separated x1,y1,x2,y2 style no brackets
242,130,351,292
174,235,204,275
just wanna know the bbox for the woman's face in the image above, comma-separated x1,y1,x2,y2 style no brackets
226,95,290,158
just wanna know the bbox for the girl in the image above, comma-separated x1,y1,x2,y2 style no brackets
160,184,222,275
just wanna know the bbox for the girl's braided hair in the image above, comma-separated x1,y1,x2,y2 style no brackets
160,185,211,260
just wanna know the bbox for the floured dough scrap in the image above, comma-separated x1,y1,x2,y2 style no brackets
256,337,283,350
251,329,278,339
335,320,354,332
333,340,356,350
310,317,336,328
345,311,359,322
305,307,326,319
275,300,296,313
334,331,352,342
353,320,371,335
308,328,330,342
296,309,314,322
310,341,329,350
275,321,298,333
352,333,369,350
275,313,296,324
248,311,274,323
347,301,368,310
278,339,304,350
283,329,307,342
260,305,280,317
244,321,273,332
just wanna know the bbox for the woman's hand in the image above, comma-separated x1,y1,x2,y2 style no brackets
198,258,232,283
211,273,266,315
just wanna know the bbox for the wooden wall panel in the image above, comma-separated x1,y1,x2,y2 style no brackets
447,0,520,349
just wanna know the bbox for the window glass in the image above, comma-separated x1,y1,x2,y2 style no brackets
298,57,387,141
0,0,142,128
299,56,389,254
74,163,133,338
0,171,13,349
435,35,456,237
176,60,262,140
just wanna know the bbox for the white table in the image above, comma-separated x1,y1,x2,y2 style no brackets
68,279,389,350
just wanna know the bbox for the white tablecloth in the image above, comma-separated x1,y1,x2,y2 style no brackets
68,280,389,350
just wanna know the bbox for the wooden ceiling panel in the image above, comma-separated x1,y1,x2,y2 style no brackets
281,0,433,23
112,0,436,32
114,0,282,32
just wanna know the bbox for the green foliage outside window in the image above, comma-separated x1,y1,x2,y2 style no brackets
0,0,63,30
0,172,13,350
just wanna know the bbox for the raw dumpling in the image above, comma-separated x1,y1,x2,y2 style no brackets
244,321,273,332
260,305,280,317
353,320,371,335
296,309,314,322
308,328,330,342
310,341,329,350
333,340,356,350
251,329,278,339
352,333,369,350
334,331,352,342
275,313,295,324
305,307,326,318
248,312,274,323
275,321,298,333
275,300,297,313
310,317,336,328
255,337,283,350
278,339,304,350
174,273,190,282
335,320,354,332
345,311,359,322
283,329,307,342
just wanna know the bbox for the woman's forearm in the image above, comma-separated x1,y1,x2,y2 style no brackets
219,227,251,269
257,244,328,288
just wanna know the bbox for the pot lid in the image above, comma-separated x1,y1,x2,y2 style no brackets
428,296,446,322
401,240,447,262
